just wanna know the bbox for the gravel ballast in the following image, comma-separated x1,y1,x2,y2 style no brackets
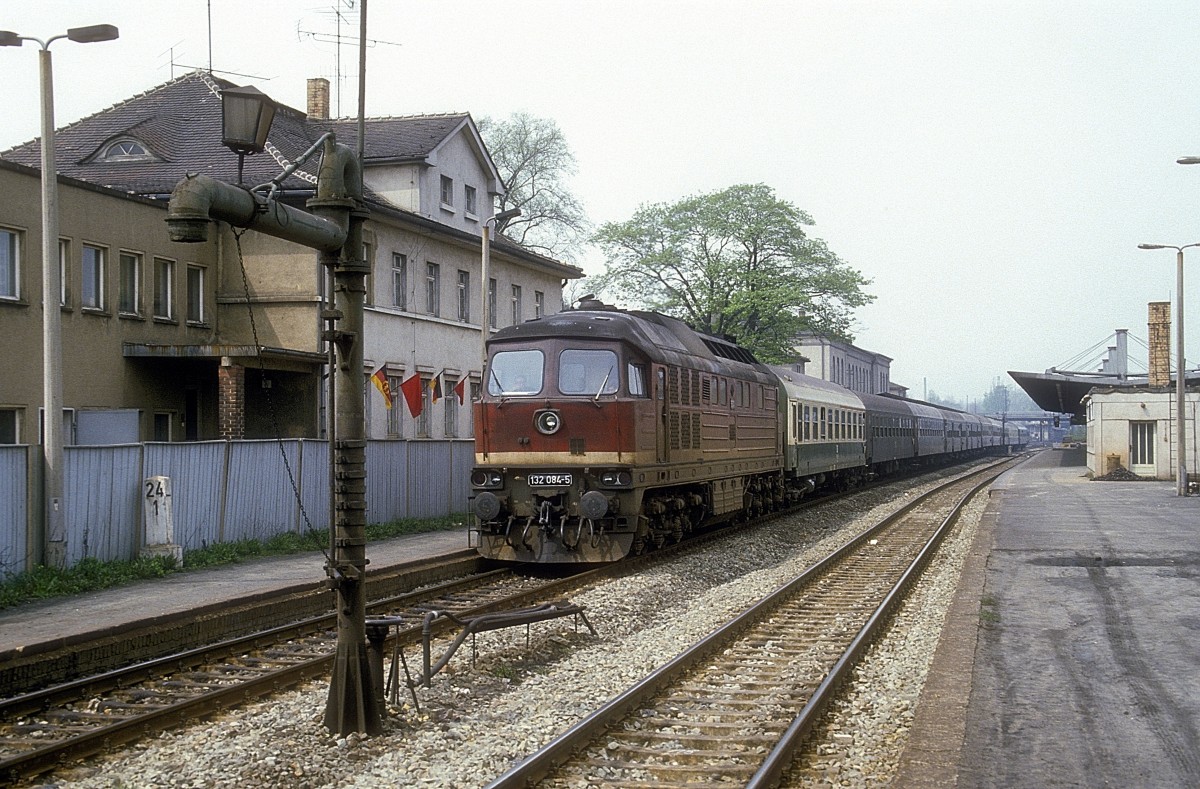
33,467,991,788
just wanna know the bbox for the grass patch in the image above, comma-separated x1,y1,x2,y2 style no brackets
0,514,466,610
979,593,1000,625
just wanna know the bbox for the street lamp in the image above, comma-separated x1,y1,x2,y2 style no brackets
1137,241,1198,495
480,207,522,368
220,85,278,184
0,24,119,568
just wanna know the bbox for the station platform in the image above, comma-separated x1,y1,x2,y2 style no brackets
0,528,470,662
897,448,1200,787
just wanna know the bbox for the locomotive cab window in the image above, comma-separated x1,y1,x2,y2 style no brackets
558,349,619,396
487,349,544,395
627,362,648,397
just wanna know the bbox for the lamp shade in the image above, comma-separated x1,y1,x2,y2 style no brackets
221,85,277,155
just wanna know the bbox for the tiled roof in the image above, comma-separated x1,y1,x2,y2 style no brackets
0,71,470,197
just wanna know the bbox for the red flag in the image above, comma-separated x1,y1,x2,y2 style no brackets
400,374,424,418
370,367,393,409
453,377,466,405
429,371,443,404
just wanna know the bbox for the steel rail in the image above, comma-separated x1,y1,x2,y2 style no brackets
483,456,1021,788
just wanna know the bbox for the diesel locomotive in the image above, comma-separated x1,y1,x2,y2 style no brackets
470,297,1025,563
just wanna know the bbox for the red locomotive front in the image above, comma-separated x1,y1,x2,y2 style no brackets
472,330,657,562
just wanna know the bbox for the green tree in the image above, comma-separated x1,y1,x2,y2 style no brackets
591,184,873,363
478,112,590,261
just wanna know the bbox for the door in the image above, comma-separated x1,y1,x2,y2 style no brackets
1129,421,1156,476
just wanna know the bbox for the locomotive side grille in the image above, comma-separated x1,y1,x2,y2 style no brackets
690,369,700,405
670,411,681,450
669,367,680,404
691,412,701,447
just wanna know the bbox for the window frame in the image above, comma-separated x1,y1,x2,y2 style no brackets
81,244,107,311
1,226,21,301
457,269,470,322
186,264,205,324
391,252,407,310
153,257,175,320
425,261,440,316
439,175,454,209
118,250,141,316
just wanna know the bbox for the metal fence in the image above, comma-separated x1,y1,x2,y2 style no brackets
0,439,474,579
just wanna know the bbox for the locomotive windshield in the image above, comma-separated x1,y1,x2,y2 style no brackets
487,349,544,395
558,349,619,396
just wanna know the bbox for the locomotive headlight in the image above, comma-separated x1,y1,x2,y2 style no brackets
471,469,504,489
599,470,632,487
534,409,562,435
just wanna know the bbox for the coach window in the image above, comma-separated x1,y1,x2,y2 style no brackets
487,349,544,395
559,349,618,396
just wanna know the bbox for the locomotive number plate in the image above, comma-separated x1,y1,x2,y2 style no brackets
528,473,573,487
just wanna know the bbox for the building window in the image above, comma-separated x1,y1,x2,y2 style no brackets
386,374,403,437
0,408,18,444
417,379,432,437
118,251,141,315
154,257,174,319
457,269,470,322
444,378,459,437
1,227,20,300
362,240,374,307
392,253,407,309
82,244,106,309
101,139,153,161
511,284,522,325
488,278,497,328
535,290,545,319
59,239,70,306
186,265,205,323
425,262,440,316
440,175,454,208
464,185,478,217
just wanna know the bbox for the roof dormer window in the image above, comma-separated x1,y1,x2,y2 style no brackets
100,138,154,162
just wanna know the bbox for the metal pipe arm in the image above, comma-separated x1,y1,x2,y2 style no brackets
165,172,348,252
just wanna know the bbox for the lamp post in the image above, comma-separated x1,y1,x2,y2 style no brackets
1137,241,1198,496
480,207,522,368
0,24,119,568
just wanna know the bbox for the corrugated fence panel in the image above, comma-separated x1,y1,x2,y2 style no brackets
450,440,474,512
405,441,452,519
65,445,142,564
298,440,330,535
143,441,228,551
223,441,302,543
0,446,29,579
365,440,409,525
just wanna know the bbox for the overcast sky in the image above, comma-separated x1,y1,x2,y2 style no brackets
6,0,1200,404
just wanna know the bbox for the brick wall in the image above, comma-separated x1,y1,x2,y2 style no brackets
218,362,245,440
1148,301,1171,387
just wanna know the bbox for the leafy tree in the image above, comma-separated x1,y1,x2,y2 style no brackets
477,112,590,261
590,184,873,363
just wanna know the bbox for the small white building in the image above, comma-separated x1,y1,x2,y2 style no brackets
1084,385,1199,481
793,333,893,394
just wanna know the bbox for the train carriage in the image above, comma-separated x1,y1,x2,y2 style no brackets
770,366,867,492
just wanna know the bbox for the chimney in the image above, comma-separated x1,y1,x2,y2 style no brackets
1148,302,1171,387
307,78,330,120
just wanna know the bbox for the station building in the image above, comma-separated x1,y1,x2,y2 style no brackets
0,72,582,445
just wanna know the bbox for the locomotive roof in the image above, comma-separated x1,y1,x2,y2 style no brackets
490,300,764,372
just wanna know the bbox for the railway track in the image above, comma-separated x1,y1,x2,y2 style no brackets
0,562,593,785
484,456,1018,788
0,455,1014,786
